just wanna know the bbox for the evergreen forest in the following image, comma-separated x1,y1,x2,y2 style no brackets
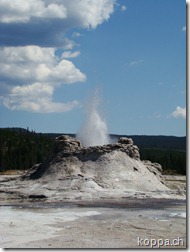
0,128,186,175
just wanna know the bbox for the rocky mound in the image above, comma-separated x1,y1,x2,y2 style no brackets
23,135,168,195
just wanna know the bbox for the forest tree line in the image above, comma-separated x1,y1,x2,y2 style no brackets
0,128,186,175
0,128,53,171
140,148,186,175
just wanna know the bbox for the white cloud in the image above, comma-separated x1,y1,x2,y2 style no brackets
121,5,127,11
0,46,86,113
2,82,80,113
50,59,86,84
0,0,115,29
129,59,143,66
61,50,80,59
64,0,115,29
72,32,82,38
0,46,55,63
0,46,86,84
3,95,79,113
171,106,186,119
182,26,186,32
0,0,67,23
9,83,54,97
0,0,116,113
0,0,115,48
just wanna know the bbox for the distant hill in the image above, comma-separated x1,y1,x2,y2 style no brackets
1,128,186,150
0,128,186,175
110,134,186,151
43,132,186,151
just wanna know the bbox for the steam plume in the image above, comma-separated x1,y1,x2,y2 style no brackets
77,89,110,147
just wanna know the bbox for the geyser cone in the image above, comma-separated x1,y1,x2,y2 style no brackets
23,135,168,195
77,89,110,147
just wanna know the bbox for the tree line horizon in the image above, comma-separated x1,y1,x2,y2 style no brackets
0,127,186,175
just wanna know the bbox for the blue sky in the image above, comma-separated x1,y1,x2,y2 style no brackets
0,0,186,136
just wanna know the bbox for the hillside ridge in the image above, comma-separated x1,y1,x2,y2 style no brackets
0,127,186,174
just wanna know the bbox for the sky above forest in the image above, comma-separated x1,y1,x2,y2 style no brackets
0,0,186,136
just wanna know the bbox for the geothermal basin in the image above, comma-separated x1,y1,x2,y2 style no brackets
0,135,186,248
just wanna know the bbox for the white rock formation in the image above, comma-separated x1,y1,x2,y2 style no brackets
22,135,168,197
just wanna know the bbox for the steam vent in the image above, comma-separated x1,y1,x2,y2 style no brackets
22,135,169,199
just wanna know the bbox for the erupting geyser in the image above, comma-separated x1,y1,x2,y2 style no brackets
77,89,111,147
